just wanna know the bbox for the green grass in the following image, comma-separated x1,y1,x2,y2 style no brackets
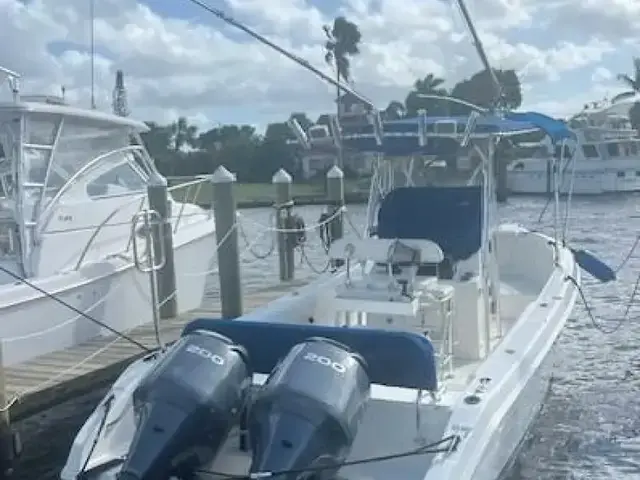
168,176,366,206
168,180,319,206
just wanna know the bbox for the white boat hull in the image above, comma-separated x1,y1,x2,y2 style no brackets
60,225,580,480
0,219,216,366
472,348,554,480
508,166,640,195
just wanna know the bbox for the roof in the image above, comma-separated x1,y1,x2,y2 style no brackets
0,100,149,132
336,91,367,106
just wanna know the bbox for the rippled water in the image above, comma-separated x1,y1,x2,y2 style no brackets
13,196,640,479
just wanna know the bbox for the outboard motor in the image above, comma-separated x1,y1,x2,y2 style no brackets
248,337,370,480
118,330,251,480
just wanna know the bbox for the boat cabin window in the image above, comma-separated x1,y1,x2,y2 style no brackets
25,116,59,145
606,143,619,157
22,115,135,200
87,161,147,198
554,144,572,158
582,144,599,158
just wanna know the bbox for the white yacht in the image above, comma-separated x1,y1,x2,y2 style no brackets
61,108,615,480
508,96,640,195
0,67,216,366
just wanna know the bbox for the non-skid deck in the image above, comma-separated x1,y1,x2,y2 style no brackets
4,280,308,420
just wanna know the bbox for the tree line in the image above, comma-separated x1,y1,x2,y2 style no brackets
140,17,640,182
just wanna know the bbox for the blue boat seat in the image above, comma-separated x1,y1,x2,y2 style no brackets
183,318,439,391
376,186,483,278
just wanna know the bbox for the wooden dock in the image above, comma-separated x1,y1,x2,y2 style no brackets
4,281,308,421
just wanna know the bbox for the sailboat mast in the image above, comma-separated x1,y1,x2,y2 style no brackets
90,0,96,109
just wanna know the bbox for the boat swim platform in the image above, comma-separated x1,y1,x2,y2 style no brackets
3,280,309,421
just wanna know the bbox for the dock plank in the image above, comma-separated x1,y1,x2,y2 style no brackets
4,281,306,420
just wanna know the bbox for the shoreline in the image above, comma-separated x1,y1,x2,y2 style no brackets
193,192,369,209
168,179,369,210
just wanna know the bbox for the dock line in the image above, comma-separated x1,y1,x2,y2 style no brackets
0,265,152,353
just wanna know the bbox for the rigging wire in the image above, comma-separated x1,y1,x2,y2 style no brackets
195,434,460,479
0,264,152,353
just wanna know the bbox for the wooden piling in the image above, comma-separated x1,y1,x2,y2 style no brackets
273,169,295,282
147,173,178,319
211,166,243,318
326,166,344,241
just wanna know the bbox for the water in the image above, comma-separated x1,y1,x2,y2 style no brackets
13,196,640,479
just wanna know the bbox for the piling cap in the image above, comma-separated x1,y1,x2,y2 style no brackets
327,165,344,179
147,171,168,187
212,165,237,183
272,168,292,184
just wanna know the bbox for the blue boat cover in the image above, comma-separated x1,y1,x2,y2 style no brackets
376,186,483,262
182,318,439,391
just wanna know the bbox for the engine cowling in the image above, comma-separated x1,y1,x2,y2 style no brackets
118,330,251,480
248,337,370,480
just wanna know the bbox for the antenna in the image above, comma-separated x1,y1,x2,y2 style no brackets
112,70,130,117
90,0,96,109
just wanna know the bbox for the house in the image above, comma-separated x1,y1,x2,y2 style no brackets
296,94,376,179
336,92,371,118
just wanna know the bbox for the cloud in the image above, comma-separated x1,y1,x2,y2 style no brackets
0,0,636,129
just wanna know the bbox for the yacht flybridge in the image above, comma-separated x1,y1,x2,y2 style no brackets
508,96,640,195
0,66,216,365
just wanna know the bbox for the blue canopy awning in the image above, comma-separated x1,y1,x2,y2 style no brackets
338,110,575,156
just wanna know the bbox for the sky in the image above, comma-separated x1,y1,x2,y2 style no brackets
0,0,638,133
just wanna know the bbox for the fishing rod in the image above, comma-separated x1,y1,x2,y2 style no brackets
185,0,377,111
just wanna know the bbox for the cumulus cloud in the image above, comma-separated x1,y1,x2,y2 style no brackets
0,0,637,127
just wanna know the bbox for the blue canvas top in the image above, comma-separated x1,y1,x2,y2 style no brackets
339,111,575,156
386,112,575,143
183,318,439,391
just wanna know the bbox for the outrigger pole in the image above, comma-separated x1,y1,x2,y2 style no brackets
452,0,502,110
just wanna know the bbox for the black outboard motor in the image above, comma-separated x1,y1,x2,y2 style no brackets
118,330,251,480
248,337,370,480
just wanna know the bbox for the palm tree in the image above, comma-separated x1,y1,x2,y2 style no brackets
383,101,405,120
404,73,449,117
323,16,362,100
323,17,362,167
612,57,640,103
171,117,198,153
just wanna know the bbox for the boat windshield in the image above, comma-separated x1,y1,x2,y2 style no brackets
23,114,137,198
